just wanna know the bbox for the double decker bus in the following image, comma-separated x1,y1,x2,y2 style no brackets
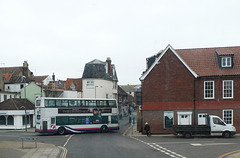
35,97,119,134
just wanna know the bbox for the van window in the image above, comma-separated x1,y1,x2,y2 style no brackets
213,118,225,125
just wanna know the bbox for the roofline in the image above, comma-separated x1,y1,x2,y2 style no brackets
139,44,198,81
198,75,240,78
38,97,117,101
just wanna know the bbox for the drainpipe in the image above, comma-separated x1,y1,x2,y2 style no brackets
193,79,196,125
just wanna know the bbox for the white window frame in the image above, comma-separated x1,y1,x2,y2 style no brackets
222,57,232,67
204,81,214,99
177,111,192,125
164,111,174,129
86,80,94,89
223,80,233,99
223,109,233,125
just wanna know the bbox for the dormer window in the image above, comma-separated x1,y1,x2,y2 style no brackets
215,49,234,69
222,57,232,67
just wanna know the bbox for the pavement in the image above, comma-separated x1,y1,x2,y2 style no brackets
0,128,65,158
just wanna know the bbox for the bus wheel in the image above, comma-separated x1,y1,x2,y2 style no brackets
101,125,108,133
58,127,66,135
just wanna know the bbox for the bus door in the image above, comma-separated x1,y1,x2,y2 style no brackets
43,121,48,131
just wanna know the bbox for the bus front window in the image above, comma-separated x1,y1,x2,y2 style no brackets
36,100,41,106
108,100,116,107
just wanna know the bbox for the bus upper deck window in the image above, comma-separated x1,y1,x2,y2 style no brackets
56,100,61,107
98,101,107,107
45,99,55,107
69,100,78,107
62,100,69,107
86,100,96,107
81,101,85,107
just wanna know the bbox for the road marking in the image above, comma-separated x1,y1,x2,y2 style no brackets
191,143,236,146
218,150,240,158
63,134,74,147
131,137,186,158
58,146,68,158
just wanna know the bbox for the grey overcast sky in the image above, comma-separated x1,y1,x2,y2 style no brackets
1,0,240,85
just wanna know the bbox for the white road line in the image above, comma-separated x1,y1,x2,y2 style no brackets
58,146,68,158
63,134,75,147
131,137,186,158
191,143,236,146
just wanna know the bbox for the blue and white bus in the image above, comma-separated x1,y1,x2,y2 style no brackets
35,97,119,134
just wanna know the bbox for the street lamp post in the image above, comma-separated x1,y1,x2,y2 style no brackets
95,86,98,98
22,76,27,132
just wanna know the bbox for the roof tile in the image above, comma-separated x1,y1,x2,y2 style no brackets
176,46,240,77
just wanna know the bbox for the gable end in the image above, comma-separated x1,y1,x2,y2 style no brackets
140,45,198,81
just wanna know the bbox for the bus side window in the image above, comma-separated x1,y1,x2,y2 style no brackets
51,117,56,124
56,116,68,125
69,100,78,107
98,101,107,107
44,100,49,107
47,100,55,107
90,100,96,107
77,101,81,107
56,100,62,107
62,100,68,107
85,100,96,107
81,101,85,107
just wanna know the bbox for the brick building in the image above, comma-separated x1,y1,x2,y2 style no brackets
140,45,240,134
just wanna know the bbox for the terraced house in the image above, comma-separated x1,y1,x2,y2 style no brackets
140,45,240,134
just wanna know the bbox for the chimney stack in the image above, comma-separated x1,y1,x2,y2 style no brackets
106,57,112,74
23,61,28,68
22,61,29,77
52,73,55,82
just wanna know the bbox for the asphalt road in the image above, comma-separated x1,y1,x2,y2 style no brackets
64,116,166,158
0,116,240,158
132,135,240,158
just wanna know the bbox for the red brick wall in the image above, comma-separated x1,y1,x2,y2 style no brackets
142,110,174,134
142,49,195,107
143,109,240,134
196,77,240,103
141,49,240,134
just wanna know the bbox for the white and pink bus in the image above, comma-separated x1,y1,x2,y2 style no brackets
35,97,119,134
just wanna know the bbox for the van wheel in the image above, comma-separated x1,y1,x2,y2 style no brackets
58,127,66,135
101,125,108,133
183,132,192,138
222,131,231,138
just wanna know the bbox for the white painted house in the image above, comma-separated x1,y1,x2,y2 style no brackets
0,91,20,103
82,58,118,99
0,98,35,130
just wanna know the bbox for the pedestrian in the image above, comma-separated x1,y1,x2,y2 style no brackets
144,122,151,136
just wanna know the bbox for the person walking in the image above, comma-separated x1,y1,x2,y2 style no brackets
144,122,151,136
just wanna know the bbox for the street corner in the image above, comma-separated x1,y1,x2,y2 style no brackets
22,142,62,158
58,146,68,158
123,123,144,137
0,141,63,158
218,150,240,158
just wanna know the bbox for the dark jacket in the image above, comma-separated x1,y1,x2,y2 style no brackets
144,124,150,131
